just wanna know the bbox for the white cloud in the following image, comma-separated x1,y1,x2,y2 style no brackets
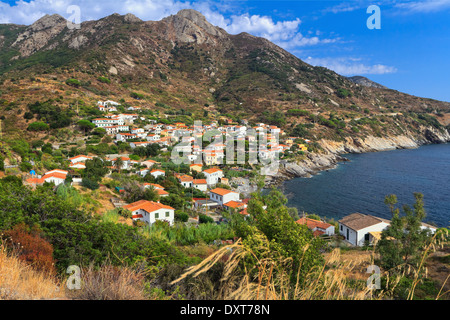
395,0,450,13
304,56,397,76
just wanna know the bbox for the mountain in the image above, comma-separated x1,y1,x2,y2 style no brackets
0,9,449,142
347,76,387,89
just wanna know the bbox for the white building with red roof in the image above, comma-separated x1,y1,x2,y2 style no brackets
123,200,175,226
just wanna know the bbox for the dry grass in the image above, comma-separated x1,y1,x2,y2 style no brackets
66,264,148,300
171,233,450,300
0,242,66,300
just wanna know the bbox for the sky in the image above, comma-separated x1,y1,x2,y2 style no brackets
0,0,449,102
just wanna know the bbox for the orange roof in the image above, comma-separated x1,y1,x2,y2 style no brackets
178,175,193,182
26,177,44,184
190,163,203,167
144,183,164,189
123,200,174,213
155,189,169,196
151,169,165,173
210,188,237,196
69,162,86,168
42,172,67,180
193,179,207,184
69,155,92,160
224,201,245,209
296,217,332,230
204,168,222,174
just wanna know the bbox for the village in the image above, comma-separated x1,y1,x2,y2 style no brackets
19,99,437,248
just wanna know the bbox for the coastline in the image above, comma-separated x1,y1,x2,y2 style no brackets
264,125,450,188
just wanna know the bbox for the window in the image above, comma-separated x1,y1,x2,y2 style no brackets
340,225,343,231
155,212,159,219
165,212,169,217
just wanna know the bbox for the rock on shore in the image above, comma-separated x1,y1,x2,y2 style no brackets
265,126,450,187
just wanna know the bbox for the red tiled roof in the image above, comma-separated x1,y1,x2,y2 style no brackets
224,201,245,209
123,200,174,213
296,217,332,230
204,168,222,174
210,188,237,196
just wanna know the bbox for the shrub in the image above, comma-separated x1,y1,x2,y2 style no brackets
65,78,81,87
175,211,189,222
97,76,111,84
3,223,56,275
199,214,214,224
81,177,100,190
27,121,50,131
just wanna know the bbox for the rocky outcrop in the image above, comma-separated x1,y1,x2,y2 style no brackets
12,14,67,57
160,9,226,45
265,126,450,187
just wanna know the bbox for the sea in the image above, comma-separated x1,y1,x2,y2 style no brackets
281,143,450,228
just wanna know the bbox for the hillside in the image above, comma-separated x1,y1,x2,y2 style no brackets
0,9,449,146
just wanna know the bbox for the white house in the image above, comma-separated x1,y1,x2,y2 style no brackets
69,155,93,164
26,170,68,187
111,157,131,170
209,188,240,206
193,179,208,192
150,169,165,179
203,168,223,186
177,174,194,188
338,213,391,246
339,212,437,246
123,200,175,226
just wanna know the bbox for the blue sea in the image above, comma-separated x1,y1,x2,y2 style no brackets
282,143,450,228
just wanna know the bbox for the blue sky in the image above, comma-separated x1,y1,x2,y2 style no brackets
1,0,449,102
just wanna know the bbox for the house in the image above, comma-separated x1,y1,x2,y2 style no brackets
339,212,437,246
177,174,194,188
68,155,92,164
143,183,169,197
111,157,131,170
189,163,203,173
193,179,207,192
123,200,175,226
223,200,245,211
130,141,151,149
150,169,165,179
26,170,68,187
338,213,391,246
142,160,158,168
296,217,335,237
203,168,223,186
209,188,240,206
69,162,86,170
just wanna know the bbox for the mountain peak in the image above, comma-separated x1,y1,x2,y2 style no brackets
162,9,225,44
30,14,66,30
175,9,207,22
347,76,387,89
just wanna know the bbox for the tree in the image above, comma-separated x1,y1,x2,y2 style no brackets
77,120,95,134
376,193,433,269
114,157,124,173
83,157,108,182
231,189,325,285
27,121,50,131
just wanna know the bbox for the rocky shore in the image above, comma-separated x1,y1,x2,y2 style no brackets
265,126,450,187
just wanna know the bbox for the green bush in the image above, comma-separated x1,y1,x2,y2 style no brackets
97,76,111,84
27,121,49,131
65,78,81,87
